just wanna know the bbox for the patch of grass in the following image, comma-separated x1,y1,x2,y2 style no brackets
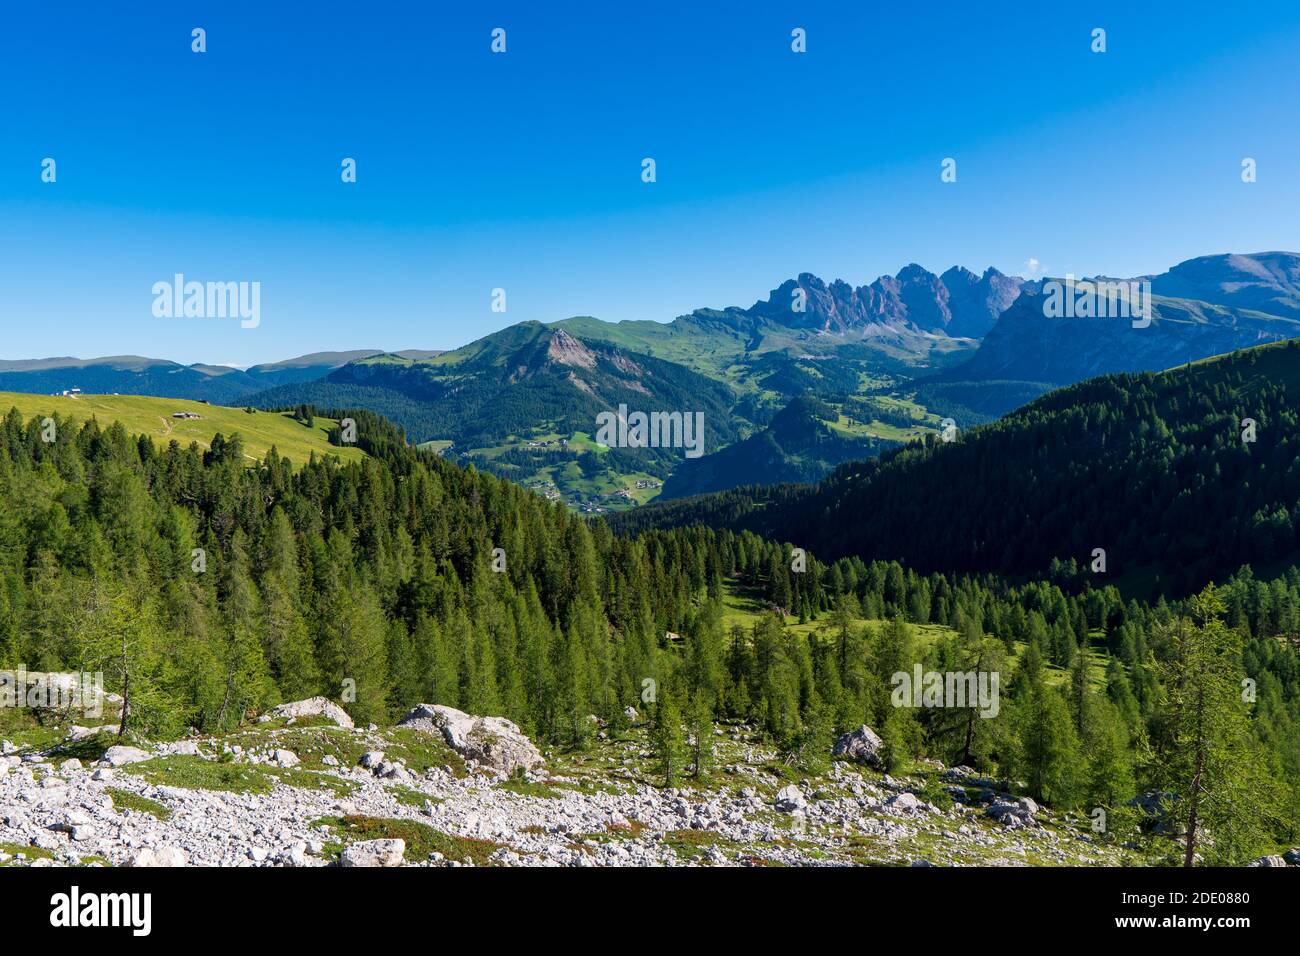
760,761,805,783
312,815,502,866
389,785,442,809
0,392,365,468
0,841,57,866
125,754,355,796
575,820,647,843
919,777,955,811
105,787,172,821
383,728,467,777
663,828,729,862
42,732,117,763
0,709,65,753
224,726,370,772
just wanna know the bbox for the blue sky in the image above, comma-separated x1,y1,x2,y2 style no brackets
1,1,1298,366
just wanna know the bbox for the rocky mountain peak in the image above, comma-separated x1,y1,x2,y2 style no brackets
545,327,597,369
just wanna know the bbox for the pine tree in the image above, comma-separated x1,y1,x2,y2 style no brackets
1017,682,1082,807
689,688,714,780
651,689,685,787
1153,587,1282,866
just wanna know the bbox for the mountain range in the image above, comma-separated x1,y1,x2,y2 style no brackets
928,253,1300,417
4,252,1298,511
0,351,423,403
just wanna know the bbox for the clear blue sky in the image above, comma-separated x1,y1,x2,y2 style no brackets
2,1,1297,366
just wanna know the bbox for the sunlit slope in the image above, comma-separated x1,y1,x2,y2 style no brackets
0,392,365,466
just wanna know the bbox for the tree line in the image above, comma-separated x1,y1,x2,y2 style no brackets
0,405,1294,863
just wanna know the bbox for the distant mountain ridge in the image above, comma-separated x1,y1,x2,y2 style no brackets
1147,251,1300,319
741,264,1024,339
250,321,743,455
5,250,1298,511
925,251,1300,417
0,350,421,403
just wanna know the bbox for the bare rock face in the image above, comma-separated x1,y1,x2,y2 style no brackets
268,696,354,729
339,839,405,867
397,704,543,775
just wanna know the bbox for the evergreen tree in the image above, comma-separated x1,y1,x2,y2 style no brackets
651,688,685,788
689,687,714,780
1152,587,1282,866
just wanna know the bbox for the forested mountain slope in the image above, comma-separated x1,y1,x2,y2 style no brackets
1,399,1296,864
610,339,1300,599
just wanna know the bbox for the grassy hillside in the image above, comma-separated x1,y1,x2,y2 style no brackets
0,392,365,466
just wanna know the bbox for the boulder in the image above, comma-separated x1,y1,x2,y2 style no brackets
270,749,299,768
774,785,806,813
50,809,95,842
127,846,188,867
397,704,543,774
339,839,405,867
832,725,884,768
159,740,201,756
987,797,1038,828
100,745,151,768
1284,848,1300,866
886,792,923,814
268,696,354,729
1247,855,1288,868
358,751,386,769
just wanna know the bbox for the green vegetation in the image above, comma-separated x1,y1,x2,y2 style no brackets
0,842,57,866
247,315,967,510
105,787,172,820
312,815,501,865
0,392,364,467
662,828,732,863
2,366,1296,866
616,339,1300,599
125,755,355,797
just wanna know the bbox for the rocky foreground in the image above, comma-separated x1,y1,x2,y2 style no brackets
0,699,1293,868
